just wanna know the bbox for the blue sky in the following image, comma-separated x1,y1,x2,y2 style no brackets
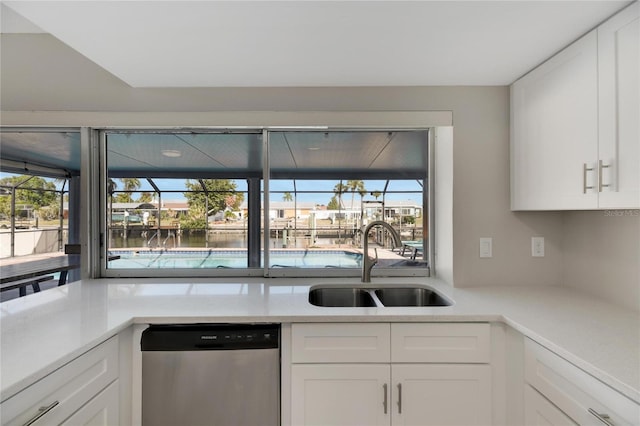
129,178,423,205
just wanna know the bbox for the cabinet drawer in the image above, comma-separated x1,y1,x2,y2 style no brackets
525,338,639,425
524,384,576,426
60,379,119,426
292,323,390,363
391,323,490,363
1,336,119,426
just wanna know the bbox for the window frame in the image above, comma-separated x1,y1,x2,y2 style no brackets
96,126,434,279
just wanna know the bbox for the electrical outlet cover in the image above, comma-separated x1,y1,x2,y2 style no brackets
480,237,492,258
532,237,545,257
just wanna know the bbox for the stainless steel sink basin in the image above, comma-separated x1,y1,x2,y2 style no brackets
374,287,451,307
309,285,452,307
309,287,377,307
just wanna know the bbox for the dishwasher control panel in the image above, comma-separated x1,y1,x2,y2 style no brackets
141,323,280,351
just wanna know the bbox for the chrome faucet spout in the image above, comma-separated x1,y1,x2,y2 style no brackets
361,221,402,283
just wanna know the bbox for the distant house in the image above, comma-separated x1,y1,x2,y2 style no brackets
268,201,318,220
234,198,421,225
381,200,422,219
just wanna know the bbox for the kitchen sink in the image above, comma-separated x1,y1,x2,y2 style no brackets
309,285,452,307
374,287,451,307
308,287,377,307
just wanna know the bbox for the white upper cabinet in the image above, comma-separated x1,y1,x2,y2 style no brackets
511,30,599,210
597,2,640,209
511,3,639,210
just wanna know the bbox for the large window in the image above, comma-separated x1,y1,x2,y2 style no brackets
101,129,430,278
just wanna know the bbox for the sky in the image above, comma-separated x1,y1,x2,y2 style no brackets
127,178,423,205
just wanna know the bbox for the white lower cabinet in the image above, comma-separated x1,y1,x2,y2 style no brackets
290,323,492,426
524,338,640,426
0,336,119,426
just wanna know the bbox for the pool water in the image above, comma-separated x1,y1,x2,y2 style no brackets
108,250,363,269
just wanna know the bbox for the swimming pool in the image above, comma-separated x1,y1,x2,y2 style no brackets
108,250,363,269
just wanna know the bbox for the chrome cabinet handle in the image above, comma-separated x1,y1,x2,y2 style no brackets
397,383,402,414
588,408,615,426
383,383,388,414
583,163,595,193
598,160,611,192
23,401,59,426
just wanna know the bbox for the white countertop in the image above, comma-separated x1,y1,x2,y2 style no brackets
1,277,639,404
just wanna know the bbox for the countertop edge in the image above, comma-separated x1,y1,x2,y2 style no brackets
500,316,640,404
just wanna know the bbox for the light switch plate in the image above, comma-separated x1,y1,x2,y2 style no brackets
532,237,545,257
479,237,492,258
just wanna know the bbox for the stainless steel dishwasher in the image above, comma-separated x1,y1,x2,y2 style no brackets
141,323,280,426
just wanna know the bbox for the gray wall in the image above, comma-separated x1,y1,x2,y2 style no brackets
562,212,640,311
3,33,636,305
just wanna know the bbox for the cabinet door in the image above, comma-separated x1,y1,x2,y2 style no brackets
291,364,390,426
524,385,577,426
391,364,492,426
511,30,599,210
61,380,119,426
598,2,640,208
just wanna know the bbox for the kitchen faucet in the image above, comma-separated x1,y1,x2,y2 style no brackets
361,220,402,282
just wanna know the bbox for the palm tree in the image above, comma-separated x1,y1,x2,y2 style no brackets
346,180,366,212
107,179,117,196
119,178,141,203
371,191,383,220
282,191,295,228
333,182,347,211
107,179,117,233
138,192,153,203
358,187,367,227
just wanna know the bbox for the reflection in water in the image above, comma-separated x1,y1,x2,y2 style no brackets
110,230,248,249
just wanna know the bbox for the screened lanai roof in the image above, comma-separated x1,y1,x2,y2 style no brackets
106,130,428,180
1,129,429,180
0,130,81,177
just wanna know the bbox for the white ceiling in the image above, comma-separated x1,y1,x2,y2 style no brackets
1,1,632,87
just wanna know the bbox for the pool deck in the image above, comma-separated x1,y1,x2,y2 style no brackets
108,246,410,260
0,251,67,267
